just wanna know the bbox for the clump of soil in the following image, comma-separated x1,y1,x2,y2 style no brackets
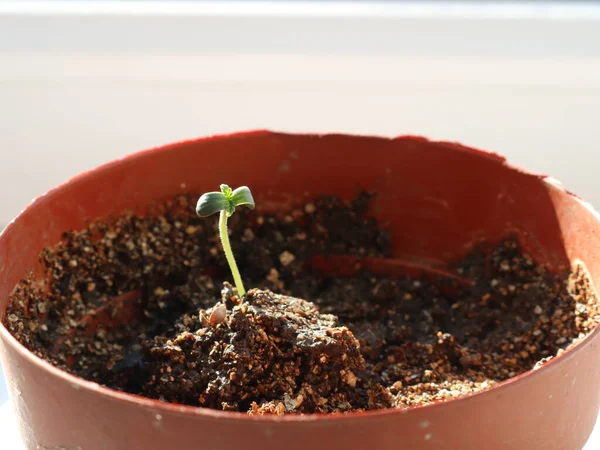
142,286,389,413
4,193,600,414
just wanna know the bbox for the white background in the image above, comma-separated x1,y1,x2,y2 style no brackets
1,1,600,226
1,1,600,448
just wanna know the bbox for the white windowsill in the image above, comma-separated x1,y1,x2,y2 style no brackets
3,1,600,18
1,1,600,56
1,1,599,224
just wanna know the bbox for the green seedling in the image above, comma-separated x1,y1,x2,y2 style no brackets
196,184,255,296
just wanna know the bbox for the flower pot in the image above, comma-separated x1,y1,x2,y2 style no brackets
1,131,599,449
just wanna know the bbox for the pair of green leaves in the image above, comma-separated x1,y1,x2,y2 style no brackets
196,184,255,298
196,184,255,218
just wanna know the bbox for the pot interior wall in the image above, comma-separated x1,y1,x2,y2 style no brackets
1,131,597,317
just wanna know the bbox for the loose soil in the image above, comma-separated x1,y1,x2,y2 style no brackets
4,193,600,414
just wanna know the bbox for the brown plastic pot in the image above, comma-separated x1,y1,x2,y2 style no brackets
1,131,600,450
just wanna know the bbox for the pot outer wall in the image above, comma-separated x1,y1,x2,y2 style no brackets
1,131,600,450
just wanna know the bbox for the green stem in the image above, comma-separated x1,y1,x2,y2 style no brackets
219,210,246,296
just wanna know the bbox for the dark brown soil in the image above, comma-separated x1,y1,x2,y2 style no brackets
4,193,600,414
140,286,390,413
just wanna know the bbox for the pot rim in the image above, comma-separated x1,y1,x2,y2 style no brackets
1,129,599,423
